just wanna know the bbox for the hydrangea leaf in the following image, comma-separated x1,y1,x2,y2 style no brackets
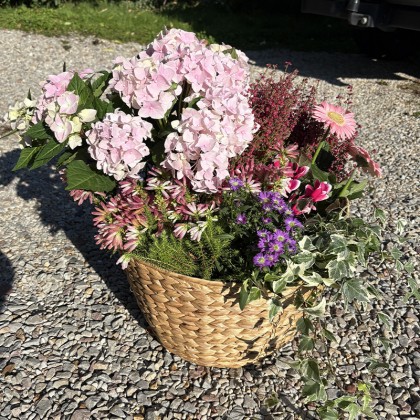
65,160,116,192
67,73,93,111
31,139,67,169
91,71,111,97
13,147,41,171
25,122,53,140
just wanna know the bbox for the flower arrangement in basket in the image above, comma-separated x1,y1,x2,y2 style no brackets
5,29,417,418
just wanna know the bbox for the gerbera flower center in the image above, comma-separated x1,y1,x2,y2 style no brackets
327,111,345,126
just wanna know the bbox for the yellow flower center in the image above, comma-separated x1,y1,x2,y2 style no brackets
327,111,345,126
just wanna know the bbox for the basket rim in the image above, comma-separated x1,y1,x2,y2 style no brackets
128,255,301,295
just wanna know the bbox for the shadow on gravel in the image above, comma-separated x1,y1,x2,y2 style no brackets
0,251,14,313
247,51,420,87
0,148,147,328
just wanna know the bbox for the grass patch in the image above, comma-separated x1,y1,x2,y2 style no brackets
0,2,357,51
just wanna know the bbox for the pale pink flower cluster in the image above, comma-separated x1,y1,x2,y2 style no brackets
33,69,96,148
109,28,255,192
86,111,153,181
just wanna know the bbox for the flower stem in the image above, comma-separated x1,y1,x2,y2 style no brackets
338,169,355,198
311,128,330,165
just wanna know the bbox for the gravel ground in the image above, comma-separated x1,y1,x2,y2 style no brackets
0,29,419,419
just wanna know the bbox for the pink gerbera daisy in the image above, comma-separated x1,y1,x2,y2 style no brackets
313,101,356,140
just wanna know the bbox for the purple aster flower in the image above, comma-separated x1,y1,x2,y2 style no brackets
285,217,303,231
287,238,297,254
236,213,247,224
253,253,269,268
284,208,294,217
258,238,268,250
258,191,272,204
272,229,289,243
262,216,272,224
229,177,244,191
262,203,273,212
269,242,284,254
266,252,279,266
257,229,270,239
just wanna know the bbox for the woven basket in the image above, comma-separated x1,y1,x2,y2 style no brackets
126,259,312,368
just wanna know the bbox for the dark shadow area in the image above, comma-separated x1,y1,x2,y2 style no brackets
160,2,420,82
0,147,147,327
0,251,14,313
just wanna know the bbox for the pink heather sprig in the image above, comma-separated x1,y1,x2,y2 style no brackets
86,111,153,181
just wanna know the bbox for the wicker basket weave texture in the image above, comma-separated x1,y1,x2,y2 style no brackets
126,259,308,368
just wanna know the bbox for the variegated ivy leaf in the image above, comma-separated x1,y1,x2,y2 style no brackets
273,278,287,294
327,234,348,254
268,298,283,322
299,272,324,287
293,251,315,269
327,259,350,281
304,298,326,317
299,236,317,252
342,279,370,303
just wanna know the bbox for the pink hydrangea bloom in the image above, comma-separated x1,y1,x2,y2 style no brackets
86,111,153,181
109,28,255,193
313,101,356,140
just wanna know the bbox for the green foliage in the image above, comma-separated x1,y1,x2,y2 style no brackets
135,220,233,280
0,1,357,52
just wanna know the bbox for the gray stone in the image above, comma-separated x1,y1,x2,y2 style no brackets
36,397,52,417
70,409,91,420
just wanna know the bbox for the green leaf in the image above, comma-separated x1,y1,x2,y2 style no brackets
367,359,389,371
25,122,52,140
302,379,326,402
345,403,361,420
65,160,116,192
67,73,93,111
404,260,415,274
327,259,350,281
294,251,315,268
264,394,279,408
404,278,420,302
342,279,370,303
248,287,261,304
299,272,326,286
238,284,249,310
299,236,316,252
31,139,67,169
273,278,287,294
328,234,348,254
299,336,315,352
268,298,282,322
56,150,76,167
311,163,329,182
389,246,403,261
13,147,41,171
345,180,367,200
318,407,339,420
91,71,111,97
374,208,386,225
304,298,326,317
297,317,314,335
322,328,337,342
301,359,321,382
93,97,114,120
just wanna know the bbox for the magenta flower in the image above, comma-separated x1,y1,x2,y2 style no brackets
313,101,356,140
304,180,332,202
